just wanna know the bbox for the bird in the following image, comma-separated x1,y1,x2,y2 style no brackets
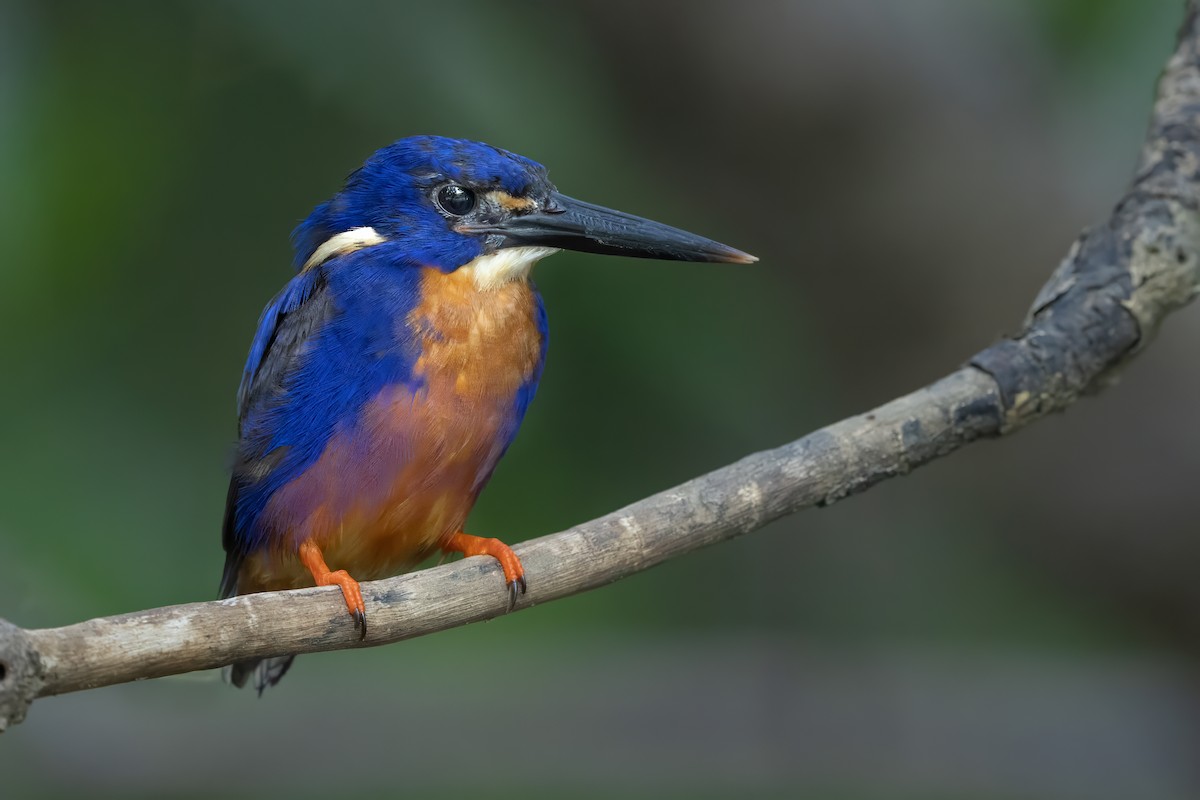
219,135,755,692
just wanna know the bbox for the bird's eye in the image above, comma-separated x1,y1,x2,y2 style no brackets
436,184,476,216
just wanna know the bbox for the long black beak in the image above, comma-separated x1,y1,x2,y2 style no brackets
477,192,756,264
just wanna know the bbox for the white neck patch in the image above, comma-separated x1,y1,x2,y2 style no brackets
461,246,560,290
302,226,386,272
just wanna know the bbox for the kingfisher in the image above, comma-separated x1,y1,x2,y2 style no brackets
219,135,755,692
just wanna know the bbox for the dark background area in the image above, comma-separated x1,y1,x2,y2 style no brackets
2,1,1198,798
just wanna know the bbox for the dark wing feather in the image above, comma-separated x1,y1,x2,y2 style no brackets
224,656,296,695
235,268,328,428
220,268,335,597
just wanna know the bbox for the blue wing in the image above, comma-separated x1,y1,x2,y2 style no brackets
220,255,427,597
236,268,326,426
221,267,336,597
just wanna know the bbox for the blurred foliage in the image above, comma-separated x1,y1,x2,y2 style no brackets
1032,0,1172,61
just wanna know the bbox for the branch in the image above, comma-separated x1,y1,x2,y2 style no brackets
4,3,1200,732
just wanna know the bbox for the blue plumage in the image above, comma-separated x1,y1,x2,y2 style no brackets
290,136,549,272
230,249,428,555
220,134,754,692
229,137,556,565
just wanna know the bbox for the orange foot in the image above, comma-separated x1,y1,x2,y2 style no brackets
443,531,527,610
299,539,366,640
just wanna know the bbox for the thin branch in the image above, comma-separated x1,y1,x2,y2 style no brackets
4,3,1200,733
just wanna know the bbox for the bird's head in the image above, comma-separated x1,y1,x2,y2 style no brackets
292,135,755,286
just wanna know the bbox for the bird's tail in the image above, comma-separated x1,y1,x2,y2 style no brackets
224,656,296,695
219,549,297,694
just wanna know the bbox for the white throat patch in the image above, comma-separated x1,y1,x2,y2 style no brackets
302,227,386,272
462,246,560,290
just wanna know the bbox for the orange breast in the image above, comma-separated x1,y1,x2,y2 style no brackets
240,266,544,592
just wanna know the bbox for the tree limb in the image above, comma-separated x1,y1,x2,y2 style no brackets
4,3,1200,733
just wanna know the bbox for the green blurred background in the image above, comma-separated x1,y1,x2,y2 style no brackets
2,1,1198,798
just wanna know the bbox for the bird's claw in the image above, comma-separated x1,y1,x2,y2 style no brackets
299,542,368,641
506,575,528,611
443,531,527,613
352,607,367,640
